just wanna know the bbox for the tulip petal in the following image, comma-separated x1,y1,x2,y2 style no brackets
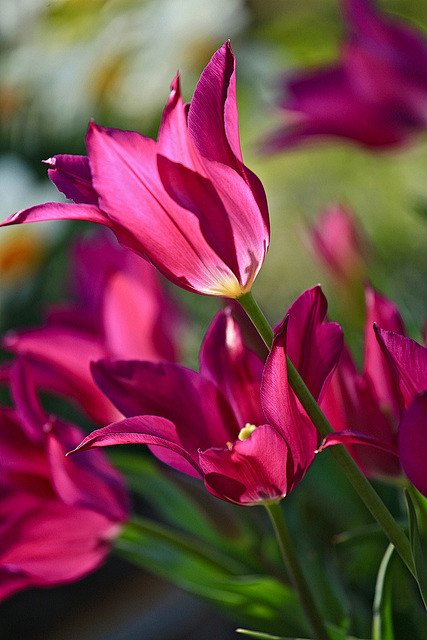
199,310,265,428
1,201,109,228
46,419,128,521
375,327,427,409
399,391,427,498
9,358,46,444
199,425,289,505
3,326,119,424
86,122,242,296
281,285,344,402
316,429,399,457
321,347,401,477
364,285,405,416
261,317,317,486
43,154,98,204
70,415,202,479
91,359,239,461
188,41,242,169
0,500,115,583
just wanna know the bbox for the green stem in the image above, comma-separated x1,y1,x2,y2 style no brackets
238,291,415,577
266,503,331,640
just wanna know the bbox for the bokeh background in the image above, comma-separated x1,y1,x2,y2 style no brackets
0,1,426,638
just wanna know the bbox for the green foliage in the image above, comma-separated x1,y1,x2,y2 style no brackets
405,489,427,609
372,544,395,640
117,516,309,637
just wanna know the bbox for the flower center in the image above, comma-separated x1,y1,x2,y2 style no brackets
238,423,257,441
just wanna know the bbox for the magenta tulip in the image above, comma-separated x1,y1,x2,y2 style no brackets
69,286,343,506
1,42,269,298
320,284,406,477
2,231,182,425
266,0,427,150
0,360,128,601
319,289,427,496
307,204,367,285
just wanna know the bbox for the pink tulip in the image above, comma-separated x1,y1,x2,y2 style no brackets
0,360,128,601
266,0,427,150
320,284,405,477
319,286,427,496
1,42,269,298
308,204,366,285
2,231,182,425
69,287,343,506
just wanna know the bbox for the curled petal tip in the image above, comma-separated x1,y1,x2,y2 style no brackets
42,157,56,167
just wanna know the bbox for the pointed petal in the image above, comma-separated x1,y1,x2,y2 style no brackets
43,154,98,204
321,347,401,477
46,419,128,521
199,425,289,505
86,122,242,296
375,327,427,409
364,285,404,416
91,359,239,458
1,202,110,228
199,310,264,428
282,285,343,402
399,391,427,498
188,41,242,168
157,74,205,171
70,415,202,479
317,429,399,457
261,317,318,486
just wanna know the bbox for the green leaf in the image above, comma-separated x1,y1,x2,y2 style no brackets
115,516,308,637
372,544,395,640
236,625,364,640
236,630,297,639
110,452,260,568
405,489,427,609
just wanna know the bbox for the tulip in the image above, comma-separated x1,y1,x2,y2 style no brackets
266,0,427,150
1,42,269,298
2,231,182,425
320,284,405,477
0,360,128,601
307,204,367,285
319,289,427,496
69,286,343,506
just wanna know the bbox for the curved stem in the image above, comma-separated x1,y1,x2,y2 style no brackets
265,503,331,640
238,291,415,577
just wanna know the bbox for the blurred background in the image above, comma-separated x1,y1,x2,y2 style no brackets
0,1,426,638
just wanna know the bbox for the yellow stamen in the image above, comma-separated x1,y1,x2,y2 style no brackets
238,423,257,441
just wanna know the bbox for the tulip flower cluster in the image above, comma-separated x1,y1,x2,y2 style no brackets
0,12,426,640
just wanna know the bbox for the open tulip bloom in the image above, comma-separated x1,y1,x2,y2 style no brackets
0,359,129,601
1,42,269,298
70,286,343,506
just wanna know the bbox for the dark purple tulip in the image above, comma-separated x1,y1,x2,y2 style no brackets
267,0,427,150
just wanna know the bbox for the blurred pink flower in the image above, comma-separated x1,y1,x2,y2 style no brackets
2,231,182,425
267,0,427,150
2,42,269,298
308,204,367,285
0,360,128,601
70,287,343,506
320,285,427,495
